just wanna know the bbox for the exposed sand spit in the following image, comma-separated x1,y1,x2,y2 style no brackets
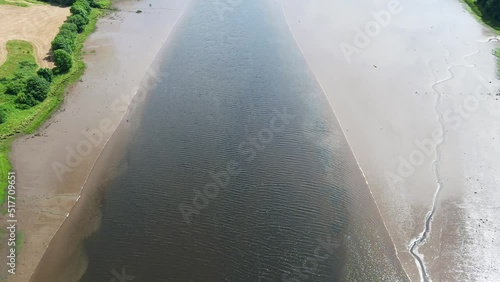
0,4,70,68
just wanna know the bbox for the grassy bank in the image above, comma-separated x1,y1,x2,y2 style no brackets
0,2,110,204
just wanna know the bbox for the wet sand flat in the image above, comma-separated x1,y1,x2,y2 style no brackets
3,1,187,281
0,4,70,68
281,0,500,280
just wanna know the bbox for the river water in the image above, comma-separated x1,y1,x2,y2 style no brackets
75,0,408,281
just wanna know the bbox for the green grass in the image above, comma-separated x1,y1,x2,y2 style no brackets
0,41,38,202
0,3,110,205
15,231,24,254
0,0,29,7
93,0,111,9
0,41,37,78
0,0,46,7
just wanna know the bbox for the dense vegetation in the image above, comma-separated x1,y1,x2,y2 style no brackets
464,0,500,30
476,0,500,22
0,0,111,204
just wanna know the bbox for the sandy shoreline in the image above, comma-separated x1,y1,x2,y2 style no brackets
1,1,187,281
281,0,500,280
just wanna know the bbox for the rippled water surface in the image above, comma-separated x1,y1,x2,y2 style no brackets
80,0,408,281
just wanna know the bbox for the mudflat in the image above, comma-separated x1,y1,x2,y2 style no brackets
281,0,500,280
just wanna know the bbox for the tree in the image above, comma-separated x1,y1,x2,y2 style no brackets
16,92,37,107
53,50,73,73
51,34,75,53
67,14,89,33
5,80,24,95
89,0,100,8
70,5,88,18
58,28,77,40
60,22,78,33
25,76,50,102
477,0,500,21
73,0,91,13
37,68,54,83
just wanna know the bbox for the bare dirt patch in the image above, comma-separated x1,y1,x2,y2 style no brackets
0,4,70,68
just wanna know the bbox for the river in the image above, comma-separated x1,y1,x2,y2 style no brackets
71,0,408,281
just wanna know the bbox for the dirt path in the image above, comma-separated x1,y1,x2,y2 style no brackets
0,4,69,69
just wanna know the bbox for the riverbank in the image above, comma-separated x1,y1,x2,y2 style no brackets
0,1,103,206
1,0,187,281
281,0,500,280
0,1,102,278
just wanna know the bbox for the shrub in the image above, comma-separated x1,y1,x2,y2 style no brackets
60,22,78,33
19,60,38,70
74,0,91,12
89,0,102,8
51,34,75,53
5,80,24,95
67,14,89,33
0,108,7,124
25,76,50,102
16,92,38,107
477,0,500,21
89,0,98,8
12,68,32,81
37,68,54,83
53,49,73,73
70,5,89,18
58,28,77,40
